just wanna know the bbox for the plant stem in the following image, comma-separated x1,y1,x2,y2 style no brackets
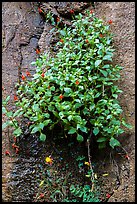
102,83,104,96
87,136,95,192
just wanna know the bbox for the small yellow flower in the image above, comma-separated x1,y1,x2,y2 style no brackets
39,180,45,187
84,161,90,166
102,173,109,177
94,173,98,179
45,156,53,164
85,174,90,178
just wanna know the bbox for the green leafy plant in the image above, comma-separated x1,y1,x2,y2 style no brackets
2,10,132,149
2,96,23,137
67,184,100,202
46,11,56,26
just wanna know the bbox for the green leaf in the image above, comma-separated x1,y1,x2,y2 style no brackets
31,61,36,66
73,115,82,122
86,66,92,71
94,92,101,98
122,121,132,129
68,115,73,121
103,55,112,61
89,103,95,111
77,134,84,142
44,113,50,118
2,106,7,114
50,86,55,91
95,60,102,67
6,111,13,117
53,111,59,117
43,119,51,126
106,39,111,45
2,101,7,105
62,119,68,124
68,128,77,134
2,121,11,130
77,124,81,130
48,106,54,111
106,115,112,120
100,69,108,77
97,137,107,142
80,126,88,133
38,87,45,92
30,116,38,122
116,89,123,93
40,133,46,141
45,90,52,97
60,30,66,36
93,127,99,136
74,103,83,109
38,123,45,130
32,104,40,112
64,105,71,110
5,96,10,103
107,82,113,85
103,64,110,69
90,119,95,125
13,109,23,117
79,192,84,198
77,124,88,133
76,156,85,161
31,126,40,134
59,111,64,118
60,81,65,86
112,94,118,99
96,84,102,88
70,184,75,192
64,87,71,93
109,137,121,149
107,128,114,134
13,127,22,137
74,99,81,103
92,76,98,80
117,128,124,134
33,73,40,79
83,107,89,115
95,39,99,43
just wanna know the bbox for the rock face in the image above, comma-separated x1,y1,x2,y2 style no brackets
2,2,135,202
40,2,90,16
2,2,44,201
38,2,91,54
94,2,135,202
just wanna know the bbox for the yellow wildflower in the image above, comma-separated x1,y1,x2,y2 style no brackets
84,161,90,166
39,180,45,187
85,174,90,178
94,173,97,179
45,156,53,164
102,173,109,177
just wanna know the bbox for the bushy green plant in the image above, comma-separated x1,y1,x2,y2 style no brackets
2,10,132,148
